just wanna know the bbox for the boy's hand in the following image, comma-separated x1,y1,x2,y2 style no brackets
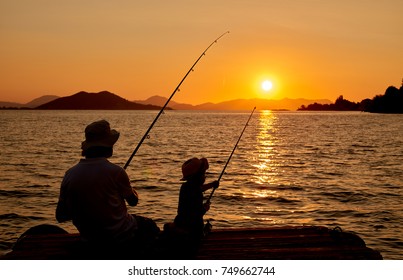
211,180,219,189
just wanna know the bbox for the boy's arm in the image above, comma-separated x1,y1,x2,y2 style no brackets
201,180,219,192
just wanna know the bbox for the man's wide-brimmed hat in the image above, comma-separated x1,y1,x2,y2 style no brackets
81,120,120,151
181,157,209,180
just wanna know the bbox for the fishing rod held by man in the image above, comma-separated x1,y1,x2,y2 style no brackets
124,31,230,170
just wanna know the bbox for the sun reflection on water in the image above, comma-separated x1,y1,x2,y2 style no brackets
250,189,277,198
252,110,280,186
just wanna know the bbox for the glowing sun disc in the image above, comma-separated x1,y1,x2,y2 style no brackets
262,80,273,91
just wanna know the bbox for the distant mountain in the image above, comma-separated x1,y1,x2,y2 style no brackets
36,91,164,110
0,101,22,108
134,95,195,110
2,92,331,111
135,95,332,110
25,95,60,108
0,95,59,108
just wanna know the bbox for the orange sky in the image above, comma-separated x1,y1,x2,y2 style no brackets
1,0,402,104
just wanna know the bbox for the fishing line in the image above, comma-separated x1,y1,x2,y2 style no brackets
207,106,256,203
124,31,230,170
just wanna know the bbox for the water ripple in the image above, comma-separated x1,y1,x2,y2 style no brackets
0,110,402,259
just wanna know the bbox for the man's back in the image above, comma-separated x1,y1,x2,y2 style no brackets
57,157,137,242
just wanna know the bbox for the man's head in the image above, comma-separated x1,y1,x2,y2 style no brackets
81,120,119,157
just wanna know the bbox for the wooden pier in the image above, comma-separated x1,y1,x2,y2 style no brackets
3,225,382,260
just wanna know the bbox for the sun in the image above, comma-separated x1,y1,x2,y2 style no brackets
261,80,273,92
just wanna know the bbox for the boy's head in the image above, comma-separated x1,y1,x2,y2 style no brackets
181,157,209,181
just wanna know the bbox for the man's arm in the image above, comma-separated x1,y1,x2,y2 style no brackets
125,188,139,206
118,168,139,206
56,198,71,222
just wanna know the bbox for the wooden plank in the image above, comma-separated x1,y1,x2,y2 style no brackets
3,226,382,260
196,227,382,260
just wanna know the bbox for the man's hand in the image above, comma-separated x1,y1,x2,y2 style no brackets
203,201,211,212
126,191,139,206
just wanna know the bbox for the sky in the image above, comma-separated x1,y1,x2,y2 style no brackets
1,0,402,104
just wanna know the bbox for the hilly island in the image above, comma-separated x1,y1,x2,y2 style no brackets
1,83,402,113
1,91,330,111
36,91,163,110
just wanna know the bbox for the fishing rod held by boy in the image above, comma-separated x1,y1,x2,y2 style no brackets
207,106,256,203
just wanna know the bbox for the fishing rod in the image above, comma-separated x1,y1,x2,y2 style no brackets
207,106,256,203
124,31,230,170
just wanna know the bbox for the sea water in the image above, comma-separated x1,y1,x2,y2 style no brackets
0,110,402,259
